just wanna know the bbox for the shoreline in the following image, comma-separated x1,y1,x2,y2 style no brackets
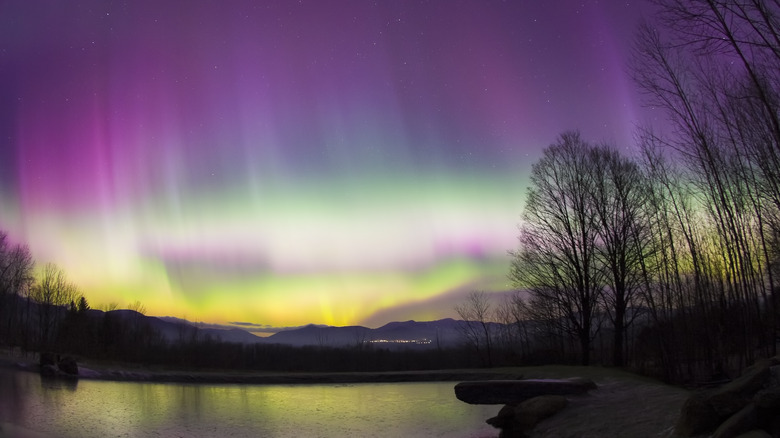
74,369,525,385
2,350,692,437
1,351,523,385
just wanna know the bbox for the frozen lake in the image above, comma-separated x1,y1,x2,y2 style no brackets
0,369,499,438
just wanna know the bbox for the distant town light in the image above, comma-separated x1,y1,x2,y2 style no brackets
366,338,432,344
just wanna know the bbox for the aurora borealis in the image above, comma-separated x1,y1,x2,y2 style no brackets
0,1,652,331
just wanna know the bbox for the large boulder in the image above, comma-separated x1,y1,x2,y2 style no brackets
515,395,569,429
709,360,772,418
486,404,519,430
455,378,596,405
675,390,722,437
754,387,780,410
676,356,780,437
769,365,780,387
486,395,569,438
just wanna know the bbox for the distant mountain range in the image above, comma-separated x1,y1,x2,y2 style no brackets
142,313,481,349
263,319,468,348
1,294,506,350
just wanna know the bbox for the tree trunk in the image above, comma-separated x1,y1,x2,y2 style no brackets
580,333,591,366
613,307,625,367
613,324,625,367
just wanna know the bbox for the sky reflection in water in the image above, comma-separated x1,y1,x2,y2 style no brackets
0,370,498,438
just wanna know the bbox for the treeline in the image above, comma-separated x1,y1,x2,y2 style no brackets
3,0,780,383
0,236,151,360
476,0,780,384
0,234,78,355
0,233,493,372
54,298,490,373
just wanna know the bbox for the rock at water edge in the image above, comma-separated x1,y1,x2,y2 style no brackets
486,395,569,438
57,356,78,376
515,395,569,429
455,378,595,405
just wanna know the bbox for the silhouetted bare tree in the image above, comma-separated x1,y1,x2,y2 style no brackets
31,263,77,350
631,0,780,377
589,146,652,366
494,291,534,362
510,132,605,366
0,230,34,348
455,291,495,367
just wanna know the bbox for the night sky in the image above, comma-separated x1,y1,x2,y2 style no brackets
0,0,656,332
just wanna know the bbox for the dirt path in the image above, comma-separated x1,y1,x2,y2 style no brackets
530,377,689,438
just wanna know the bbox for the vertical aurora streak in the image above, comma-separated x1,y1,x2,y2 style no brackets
0,1,651,329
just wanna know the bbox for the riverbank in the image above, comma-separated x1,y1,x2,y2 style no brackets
0,349,524,384
73,366,526,385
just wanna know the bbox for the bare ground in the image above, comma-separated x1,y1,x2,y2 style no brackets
521,368,690,438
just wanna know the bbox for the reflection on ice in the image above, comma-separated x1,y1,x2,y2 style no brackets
0,370,498,438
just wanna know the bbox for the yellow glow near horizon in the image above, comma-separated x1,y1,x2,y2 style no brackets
39,254,507,333
9,172,523,329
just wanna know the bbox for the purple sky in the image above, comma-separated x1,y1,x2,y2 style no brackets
0,0,660,330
